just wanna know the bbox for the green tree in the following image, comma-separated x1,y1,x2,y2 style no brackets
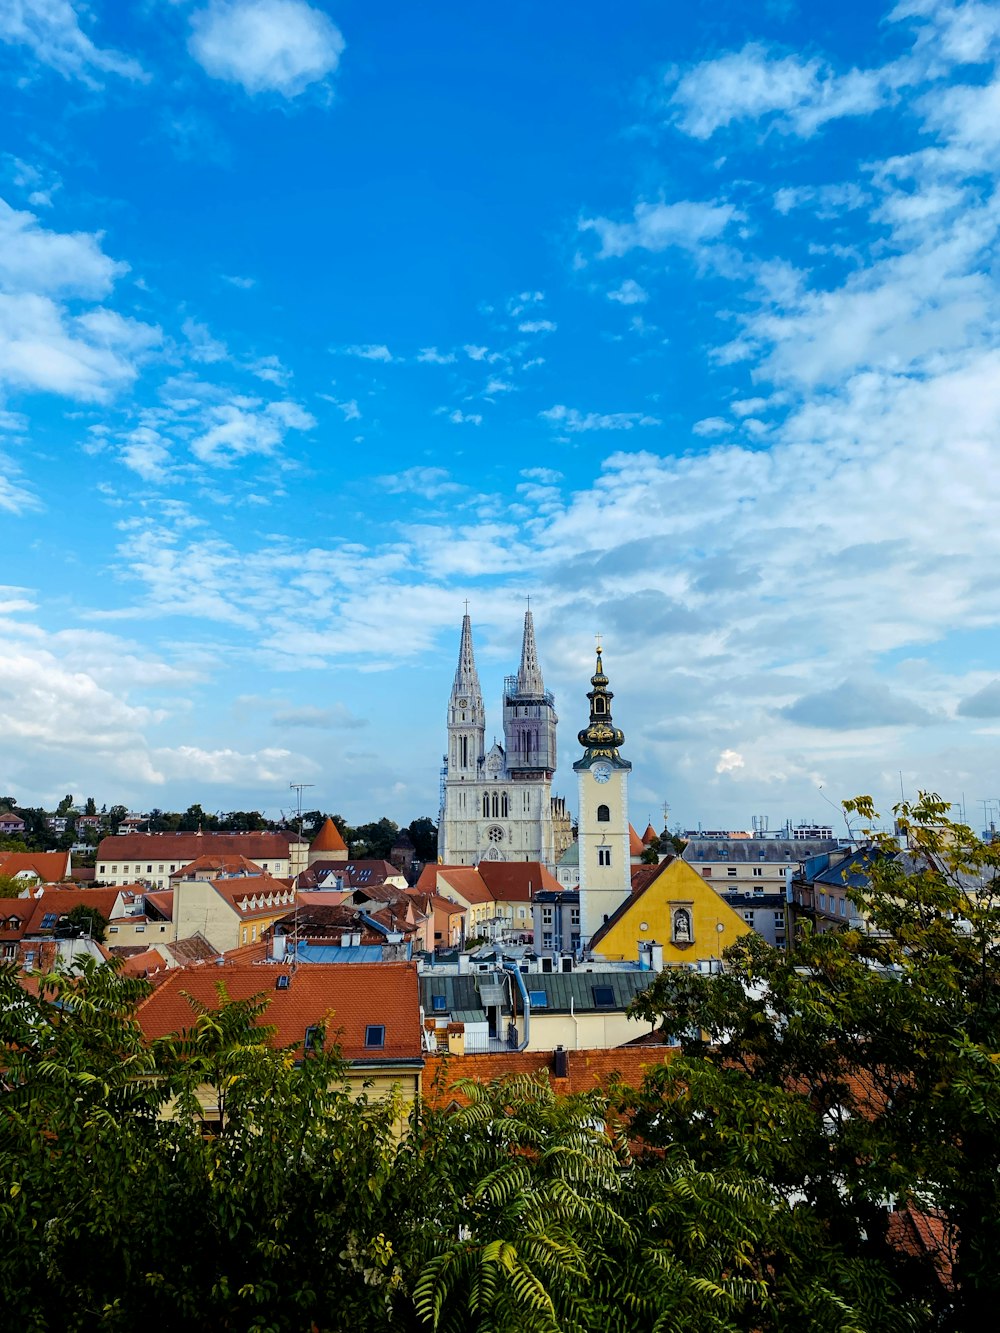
106,804,129,834
177,803,218,833
629,791,1000,1330
56,794,74,816
63,903,109,943
351,817,400,860
406,816,438,862
84,796,97,817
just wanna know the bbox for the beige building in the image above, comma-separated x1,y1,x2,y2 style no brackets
415,860,560,945
96,832,307,890
172,871,297,954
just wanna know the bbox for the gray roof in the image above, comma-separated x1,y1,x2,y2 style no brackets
557,842,579,867
683,839,840,863
420,968,654,1017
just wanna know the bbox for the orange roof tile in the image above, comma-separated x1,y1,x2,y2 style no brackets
311,817,348,854
642,824,658,845
0,851,72,882
97,832,300,862
629,825,644,857
477,860,560,901
24,886,122,934
171,854,264,878
135,961,422,1061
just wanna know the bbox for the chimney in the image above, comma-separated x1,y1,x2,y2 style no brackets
649,941,664,973
458,952,470,975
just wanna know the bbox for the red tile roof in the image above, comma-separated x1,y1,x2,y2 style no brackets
24,887,122,934
310,817,348,854
0,898,30,940
206,874,297,918
97,832,301,862
135,961,422,1062
628,825,644,858
0,851,72,882
171,854,264,879
477,861,560,901
642,824,658,845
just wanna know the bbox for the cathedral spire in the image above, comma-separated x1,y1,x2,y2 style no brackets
451,609,482,706
516,607,545,696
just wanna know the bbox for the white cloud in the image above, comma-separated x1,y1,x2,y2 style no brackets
580,199,740,259
379,466,463,499
484,377,513,394
0,0,147,87
182,316,228,364
607,278,649,305
0,198,126,297
247,353,289,385
190,397,316,463
716,749,745,774
0,292,155,401
417,347,457,364
669,43,900,140
464,344,502,363
188,0,344,98
540,404,661,432
692,417,729,436
118,427,172,483
340,343,393,361
518,319,557,333
223,274,256,289
448,409,482,425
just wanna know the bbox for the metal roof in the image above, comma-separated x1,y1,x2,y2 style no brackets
683,839,840,863
419,968,653,1017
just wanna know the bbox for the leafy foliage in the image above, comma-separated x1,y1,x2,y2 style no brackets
628,792,1000,1330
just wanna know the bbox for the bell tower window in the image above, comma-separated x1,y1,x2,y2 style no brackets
598,847,611,867
597,804,610,823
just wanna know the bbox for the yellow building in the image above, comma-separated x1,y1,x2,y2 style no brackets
588,856,752,964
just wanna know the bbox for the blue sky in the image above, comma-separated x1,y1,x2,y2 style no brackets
4,0,1000,834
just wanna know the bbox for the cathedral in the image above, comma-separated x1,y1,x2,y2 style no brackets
439,609,568,869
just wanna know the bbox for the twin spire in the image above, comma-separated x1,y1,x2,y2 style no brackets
451,606,546,702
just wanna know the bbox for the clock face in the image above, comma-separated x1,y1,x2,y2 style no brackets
458,698,468,708
593,763,612,784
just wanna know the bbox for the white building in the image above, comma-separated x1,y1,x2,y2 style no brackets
439,610,560,870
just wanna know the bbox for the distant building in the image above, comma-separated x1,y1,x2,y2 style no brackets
96,832,307,889
682,836,842,900
439,609,563,870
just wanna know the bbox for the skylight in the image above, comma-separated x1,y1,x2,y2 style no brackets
528,990,547,1007
592,985,615,1007
365,1024,385,1048
431,995,447,1011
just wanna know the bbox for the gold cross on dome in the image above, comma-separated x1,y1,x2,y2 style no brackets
595,632,603,652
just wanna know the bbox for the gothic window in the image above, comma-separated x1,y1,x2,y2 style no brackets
501,792,508,817
482,794,489,817
598,847,611,866
461,736,468,766
487,826,504,843
597,804,610,823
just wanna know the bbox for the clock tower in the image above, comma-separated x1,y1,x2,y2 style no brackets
573,644,632,951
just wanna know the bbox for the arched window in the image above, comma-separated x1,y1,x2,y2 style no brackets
501,792,508,817
482,794,489,817
597,804,610,823
594,696,606,714
461,735,468,766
